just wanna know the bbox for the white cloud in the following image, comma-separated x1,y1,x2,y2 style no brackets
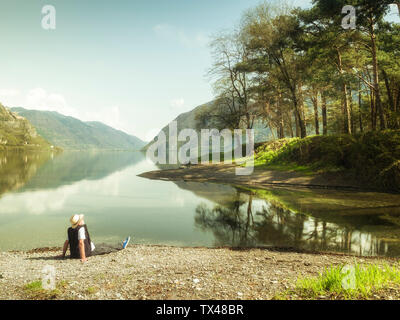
25,87,78,118
170,98,185,109
153,24,208,48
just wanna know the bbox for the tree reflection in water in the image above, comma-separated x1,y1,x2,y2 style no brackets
194,190,395,256
195,190,256,247
0,151,53,197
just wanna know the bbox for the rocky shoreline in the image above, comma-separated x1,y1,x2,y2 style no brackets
0,245,398,300
138,163,374,192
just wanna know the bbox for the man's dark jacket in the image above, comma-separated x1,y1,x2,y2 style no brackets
67,224,92,259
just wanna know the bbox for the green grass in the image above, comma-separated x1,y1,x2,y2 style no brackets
85,286,99,295
253,131,400,192
280,263,400,300
253,136,350,173
24,280,43,292
23,280,67,300
194,131,400,192
253,162,316,175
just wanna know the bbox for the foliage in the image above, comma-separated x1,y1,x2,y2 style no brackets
254,130,400,191
207,0,400,140
285,263,400,299
23,280,64,300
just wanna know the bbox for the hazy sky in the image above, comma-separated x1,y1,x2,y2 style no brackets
0,0,398,141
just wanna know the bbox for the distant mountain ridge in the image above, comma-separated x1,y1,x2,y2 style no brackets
11,107,146,150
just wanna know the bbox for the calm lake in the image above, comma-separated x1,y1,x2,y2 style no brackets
1,150,400,257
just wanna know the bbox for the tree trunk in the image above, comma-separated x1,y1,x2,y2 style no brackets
369,18,387,130
287,113,294,138
382,69,395,112
358,80,364,133
349,88,355,134
321,94,328,135
296,106,307,138
351,103,355,134
396,85,400,113
395,85,400,129
343,83,352,134
296,87,307,138
311,93,320,135
291,89,306,138
370,88,377,131
278,116,284,139
277,93,284,138
337,49,352,134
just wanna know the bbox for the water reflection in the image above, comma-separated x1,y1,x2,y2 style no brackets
21,151,144,191
180,183,400,257
0,150,144,197
0,152,215,251
0,151,53,197
2,149,400,257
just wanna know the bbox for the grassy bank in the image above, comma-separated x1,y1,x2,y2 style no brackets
254,131,400,192
278,263,400,300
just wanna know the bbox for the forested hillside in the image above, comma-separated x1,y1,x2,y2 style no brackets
12,107,146,150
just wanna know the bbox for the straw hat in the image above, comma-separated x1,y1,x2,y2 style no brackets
70,214,84,229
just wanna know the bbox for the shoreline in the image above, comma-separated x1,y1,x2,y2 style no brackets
3,242,399,260
138,163,384,193
1,244,399,300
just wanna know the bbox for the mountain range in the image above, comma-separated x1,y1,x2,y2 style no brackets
3,100,271,153
11,107,146,150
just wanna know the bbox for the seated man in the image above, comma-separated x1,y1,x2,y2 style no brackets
59,214,130,262
60,214,95,262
